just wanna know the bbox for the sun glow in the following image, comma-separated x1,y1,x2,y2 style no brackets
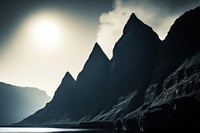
0,10,94,97
29,13,65,49
32,20,61,47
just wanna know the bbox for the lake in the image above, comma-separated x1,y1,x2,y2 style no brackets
0,127,116,133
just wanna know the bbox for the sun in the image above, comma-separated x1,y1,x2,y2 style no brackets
30,15,63,48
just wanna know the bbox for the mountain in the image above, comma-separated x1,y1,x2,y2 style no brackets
51,72,75,113
91,13,161,121
17,6,200,131
0,82,50,125
17,43,110,125
17,72,76,125
123,7,200,132
152,7,200,94
124,51,200,132
93,6,200,123
74,43,110,120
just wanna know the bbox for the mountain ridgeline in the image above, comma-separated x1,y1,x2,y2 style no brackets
18,6,200,130
0,82,50,125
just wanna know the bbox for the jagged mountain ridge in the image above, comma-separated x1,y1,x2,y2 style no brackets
90,13,161,121
98,6,200,121
0,82,50,125
74,43,110,120
151,7,200,93
18,43,110,125
18,6,200,126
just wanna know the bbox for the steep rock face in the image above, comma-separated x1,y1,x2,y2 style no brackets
17,72,76,125
51,72,76,113
18,43,110,125
152,7,200,94
109,13,161,98
92,7,200,122
18,7,200,127
123,7,200,132
125,6,200,116
124,52,200,132
151,52,200,106
0,82,50,125
74,43,110,120
91,13,161,121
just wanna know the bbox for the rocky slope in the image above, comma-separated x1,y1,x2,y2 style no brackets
0,82,50,125
123,52,200,132
89,13,161,121
18,6,200,129
152,6,200,94
18,43,110,125
16,72,76,125
74,43,110,120
92,6,200,122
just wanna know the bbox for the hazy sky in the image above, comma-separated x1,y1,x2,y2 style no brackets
0,0,199,97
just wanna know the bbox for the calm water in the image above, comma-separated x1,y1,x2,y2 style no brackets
0,127,115,133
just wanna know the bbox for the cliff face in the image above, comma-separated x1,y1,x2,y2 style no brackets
123,7,200,132
17,72,76,125
152,7,200,94
149,53,200,106
74,43,110,120
0,82,50,125
90,7,200,122
123,52,200,132
18,6,200,128
51,72,75,112
91,13,161,121
110,14,161,95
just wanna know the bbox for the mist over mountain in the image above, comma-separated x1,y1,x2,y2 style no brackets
17,6,200,132
0,82,50,125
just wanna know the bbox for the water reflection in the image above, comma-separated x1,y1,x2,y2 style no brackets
0,127,109,133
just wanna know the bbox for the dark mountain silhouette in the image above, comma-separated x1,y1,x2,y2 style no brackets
17,72,76,125
17,43,110,125
90,13,161,121
108,13,161,105
51,72,75,113
152,6,200,94
17,6,200,131
74,43,110,120
0,82,50,125
95,6,200,123
123,51,200,132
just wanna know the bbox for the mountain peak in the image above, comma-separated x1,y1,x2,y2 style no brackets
94,42,100,48
89,42,109,61
60,71,75,85
93,42,103,53
123,13,143,34
65,71,74,80
51,71,75,104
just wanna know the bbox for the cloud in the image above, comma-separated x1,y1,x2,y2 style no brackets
96,0,132,58
97,0,200,58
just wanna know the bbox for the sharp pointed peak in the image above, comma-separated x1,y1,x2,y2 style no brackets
123,13,148,34
63,71,75,81
90,42,109,60
91,42,103,53
129,13,139,21
93,42,101,50
126,13,141,24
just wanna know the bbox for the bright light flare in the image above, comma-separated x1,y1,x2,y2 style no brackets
32,20,60,47
29,13,65,49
